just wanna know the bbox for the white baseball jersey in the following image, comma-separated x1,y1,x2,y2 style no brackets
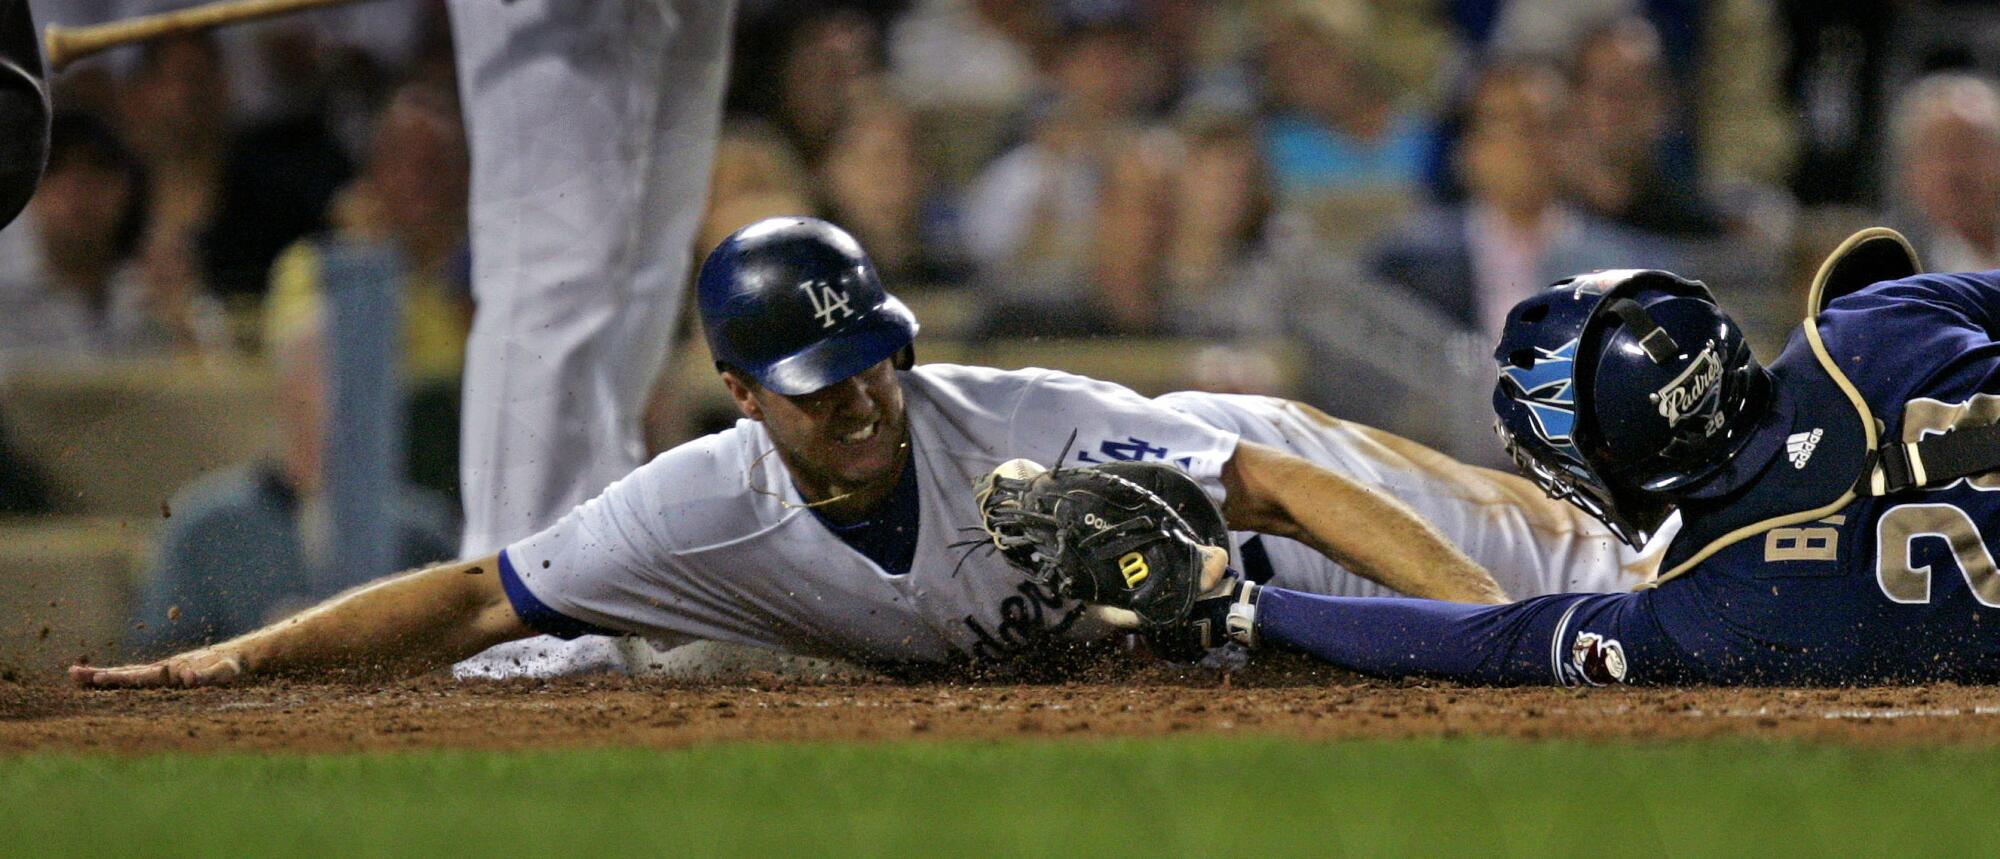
1157,393,1664,598
502,364,1242,667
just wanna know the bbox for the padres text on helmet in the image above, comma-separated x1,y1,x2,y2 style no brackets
1492,270,1770,546
696,217,920,395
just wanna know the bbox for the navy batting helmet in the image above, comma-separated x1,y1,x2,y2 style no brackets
696,217,919,395
1492,270,1772,546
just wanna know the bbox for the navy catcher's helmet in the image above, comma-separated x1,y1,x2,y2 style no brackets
696,217,919,395
1492,270,1771,546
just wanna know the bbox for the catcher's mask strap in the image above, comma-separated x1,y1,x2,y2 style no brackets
1605,298,1678,364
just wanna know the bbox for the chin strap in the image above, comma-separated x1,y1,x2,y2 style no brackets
1865,421,2000,495
1605,298,1679,363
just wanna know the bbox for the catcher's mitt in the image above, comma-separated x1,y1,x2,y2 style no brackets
975,458,1212,628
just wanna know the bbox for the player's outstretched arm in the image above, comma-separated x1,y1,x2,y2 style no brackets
1247,587,1643,685
68,555,532,689
1220,441,1509,604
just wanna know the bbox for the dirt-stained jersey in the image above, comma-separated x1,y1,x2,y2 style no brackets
498,364,1240,668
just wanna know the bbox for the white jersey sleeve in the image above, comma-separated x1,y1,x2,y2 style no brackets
1000,367,1241,506
1157,391,1660,597
496,429,790,651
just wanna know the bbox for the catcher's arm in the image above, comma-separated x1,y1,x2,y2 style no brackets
69,555,531,688
1220,441,1509,604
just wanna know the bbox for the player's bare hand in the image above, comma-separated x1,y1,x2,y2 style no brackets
69,648,245,689
1196,544,1229,593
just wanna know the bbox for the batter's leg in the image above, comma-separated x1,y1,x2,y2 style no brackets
447,0,735,677
451,0,733,555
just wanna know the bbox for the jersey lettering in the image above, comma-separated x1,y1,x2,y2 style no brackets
1870,395,2000,605
1764,524,1839,562
1875,503,2000,606
961,578,1085,663
1075,436,1189,468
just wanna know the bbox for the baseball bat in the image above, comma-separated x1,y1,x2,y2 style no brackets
44,0,374,72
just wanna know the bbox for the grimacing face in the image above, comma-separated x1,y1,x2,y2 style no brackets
724,358,909,515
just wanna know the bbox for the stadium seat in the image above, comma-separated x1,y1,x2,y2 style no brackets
0,516,150,673
0,359,277,518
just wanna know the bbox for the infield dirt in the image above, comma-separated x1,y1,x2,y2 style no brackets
10,655,2000,754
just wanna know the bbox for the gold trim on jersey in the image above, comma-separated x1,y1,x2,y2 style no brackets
1648,228,1917,585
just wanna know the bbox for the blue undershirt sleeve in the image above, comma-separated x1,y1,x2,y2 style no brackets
496,549,623,640
1253,588,1671,686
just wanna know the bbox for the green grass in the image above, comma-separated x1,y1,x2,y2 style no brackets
4,737,1997,857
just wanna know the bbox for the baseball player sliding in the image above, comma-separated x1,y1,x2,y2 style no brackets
72,218,1656,688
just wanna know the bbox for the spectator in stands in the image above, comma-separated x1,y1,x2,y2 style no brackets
889,0,1047,114
1085,127,1177,334
960,8,1160,336
1370,61,1668,343
818,96,966,288
0,112,226,367
200,27,360,302
116,34,235,305
699,120,817,255
1560,15,1720,239
1140,105,1482,454
118,34,230,237
262,82,470,502
1890,72,2000,273
128,323,457,656
1047,0,1172,121
1152,109,1294,338
1256,0,1432,201
770,8,888,165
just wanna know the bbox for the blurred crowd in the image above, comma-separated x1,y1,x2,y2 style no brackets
9,0,2000,646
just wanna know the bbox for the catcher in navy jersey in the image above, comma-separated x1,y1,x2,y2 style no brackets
1089,228,2000,686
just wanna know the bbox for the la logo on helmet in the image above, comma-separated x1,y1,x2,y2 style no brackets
803,282,854,328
